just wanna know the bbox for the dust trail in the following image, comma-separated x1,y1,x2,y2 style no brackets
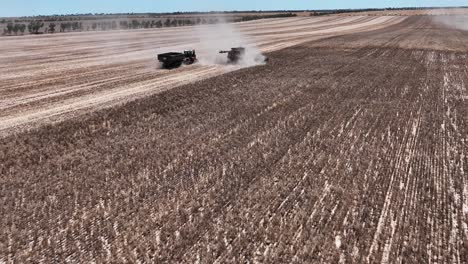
194,19,266,68
431,14,468,31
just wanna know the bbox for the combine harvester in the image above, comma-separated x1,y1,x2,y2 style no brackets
157,50,197,69
220,47,269,64
219,47,246,63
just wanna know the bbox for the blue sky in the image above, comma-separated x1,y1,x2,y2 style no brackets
2,0,467,17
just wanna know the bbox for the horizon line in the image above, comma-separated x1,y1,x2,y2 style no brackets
1,6,467,19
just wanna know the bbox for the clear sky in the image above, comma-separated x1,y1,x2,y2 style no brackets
2,0,467,17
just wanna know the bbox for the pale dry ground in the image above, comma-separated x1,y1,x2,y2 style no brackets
0,16,404,136
340,8,468,16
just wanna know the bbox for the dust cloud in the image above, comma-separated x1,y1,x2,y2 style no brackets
432,15,468,31
194,19,266,68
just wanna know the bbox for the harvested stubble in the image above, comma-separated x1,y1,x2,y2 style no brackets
1,16,468,263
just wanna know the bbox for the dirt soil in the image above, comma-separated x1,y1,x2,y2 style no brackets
1,16,468,263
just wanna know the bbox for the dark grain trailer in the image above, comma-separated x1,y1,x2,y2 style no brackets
158,50,197,69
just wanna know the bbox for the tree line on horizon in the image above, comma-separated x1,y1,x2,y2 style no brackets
2,21,46,35
1,13,296,36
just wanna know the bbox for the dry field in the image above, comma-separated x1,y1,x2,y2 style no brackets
1,15,468,263
0,16,402,136
340,8,468,16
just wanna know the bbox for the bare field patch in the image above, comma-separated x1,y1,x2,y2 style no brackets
338,8,468,16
